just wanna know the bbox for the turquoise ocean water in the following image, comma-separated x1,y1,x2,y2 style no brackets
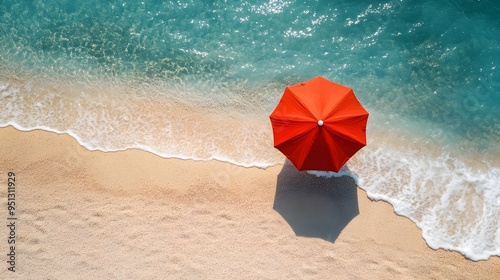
0,0,499,260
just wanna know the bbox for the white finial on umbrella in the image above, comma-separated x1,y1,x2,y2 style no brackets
318,120,324,126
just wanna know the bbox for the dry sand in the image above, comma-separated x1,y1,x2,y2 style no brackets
0,126,499,279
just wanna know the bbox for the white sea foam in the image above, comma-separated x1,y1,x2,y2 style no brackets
0,77,283,169
307,168,359,184
353,146,500,261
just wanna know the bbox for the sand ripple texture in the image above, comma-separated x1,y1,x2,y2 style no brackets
1,127,499,279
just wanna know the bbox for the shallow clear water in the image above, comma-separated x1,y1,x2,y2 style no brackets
0,0,499,260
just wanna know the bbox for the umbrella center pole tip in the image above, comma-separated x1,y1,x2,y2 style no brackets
318,120,324,126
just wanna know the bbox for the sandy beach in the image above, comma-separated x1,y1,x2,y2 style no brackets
0,126,499,279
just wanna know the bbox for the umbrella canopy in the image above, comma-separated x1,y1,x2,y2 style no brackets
270,76,369,172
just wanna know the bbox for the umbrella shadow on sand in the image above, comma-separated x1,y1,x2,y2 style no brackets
273,161,359,242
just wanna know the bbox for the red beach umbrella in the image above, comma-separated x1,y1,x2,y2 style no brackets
270,76,369,172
